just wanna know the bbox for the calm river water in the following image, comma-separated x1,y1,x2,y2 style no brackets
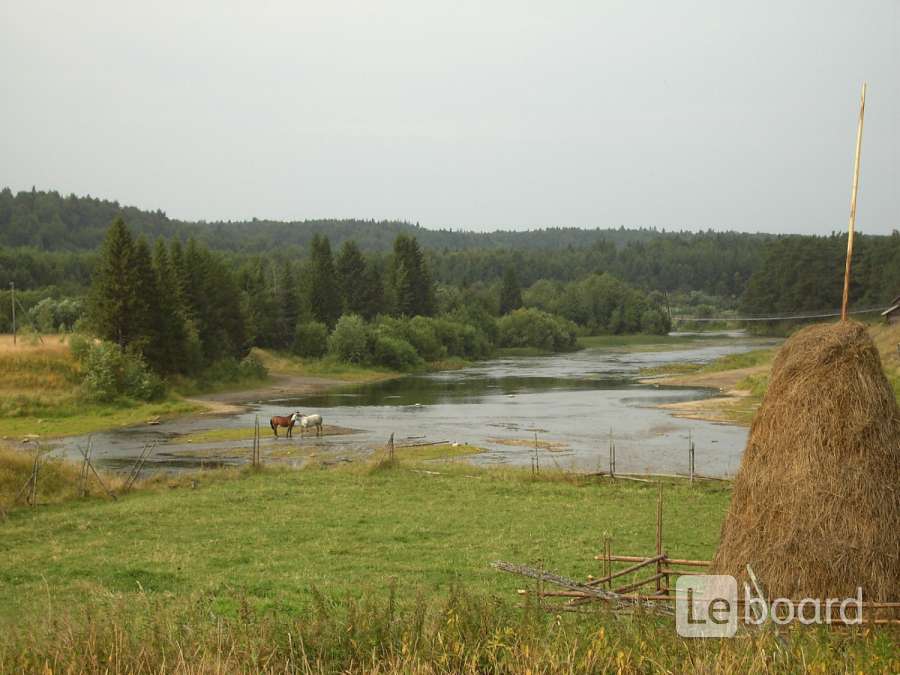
54,334,777,478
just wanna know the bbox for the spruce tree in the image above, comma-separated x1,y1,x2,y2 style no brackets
169,238,187,304
88,217,138,348
499,266,523,314
274,260,299,348
335,240,368,315
308,234,341,327
360,261,385,319
130,236,162,365
392,235,417,316
415,244,436,316
153,239,189,373
181,238,209,328
204,253,249,360
237,258,277,348
392,234,435,317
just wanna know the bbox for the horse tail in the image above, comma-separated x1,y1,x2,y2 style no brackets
270,418,276,432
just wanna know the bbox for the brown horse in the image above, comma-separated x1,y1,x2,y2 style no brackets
270,412,299,438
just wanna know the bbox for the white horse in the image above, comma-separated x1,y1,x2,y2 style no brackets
293,412,324,437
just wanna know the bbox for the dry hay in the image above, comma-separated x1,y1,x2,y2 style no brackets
710,321,900,601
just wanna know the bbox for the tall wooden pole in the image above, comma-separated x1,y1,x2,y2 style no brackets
841,82,867,321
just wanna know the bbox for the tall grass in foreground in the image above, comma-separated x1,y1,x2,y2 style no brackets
0,447,132,516
2,586,895,674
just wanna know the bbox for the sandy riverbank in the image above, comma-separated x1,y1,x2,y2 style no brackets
641,364,770,426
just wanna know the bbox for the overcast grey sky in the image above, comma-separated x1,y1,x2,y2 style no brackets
1,1,897,234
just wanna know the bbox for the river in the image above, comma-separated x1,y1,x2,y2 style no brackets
53,333,777,478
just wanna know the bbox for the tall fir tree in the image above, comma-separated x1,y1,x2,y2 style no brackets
274,260,300,348
360,261,385,320
180,238,209,329
237,257,277,348
130,236,162,365
153,238,190,373
335,240,368,315
169,238,187,304
416,247,436,316
499,266,523,314
203,253,250,360
88,217,139,348
392,234,435,317
308,234,342,327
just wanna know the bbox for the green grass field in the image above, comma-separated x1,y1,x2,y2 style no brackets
2,457,896,672
1,462,727,619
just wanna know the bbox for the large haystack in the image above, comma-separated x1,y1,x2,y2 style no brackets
711,321,900,600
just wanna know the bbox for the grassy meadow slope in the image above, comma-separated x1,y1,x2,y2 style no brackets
0,335,199,439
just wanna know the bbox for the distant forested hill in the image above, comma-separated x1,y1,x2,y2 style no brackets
0,187,775,296
0,186,762,252
4,187,898,305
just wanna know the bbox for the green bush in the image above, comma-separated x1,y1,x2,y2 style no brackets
328,314,371,364
403,316,446,361
374,314,491,362
78,341,165,402
640,308,669,335
292,321,329,358
68,333,91,363
446,308,496,358
430,317,482,359
497,308,578,352
238,353,268,380
371,334,423,370
192,355,268,389
196,357,240,384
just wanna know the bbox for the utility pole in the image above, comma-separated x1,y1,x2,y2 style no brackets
9,281,15,345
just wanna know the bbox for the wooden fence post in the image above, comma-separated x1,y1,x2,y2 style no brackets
608,428,616,478
656,483,664,594
689,430,695,486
